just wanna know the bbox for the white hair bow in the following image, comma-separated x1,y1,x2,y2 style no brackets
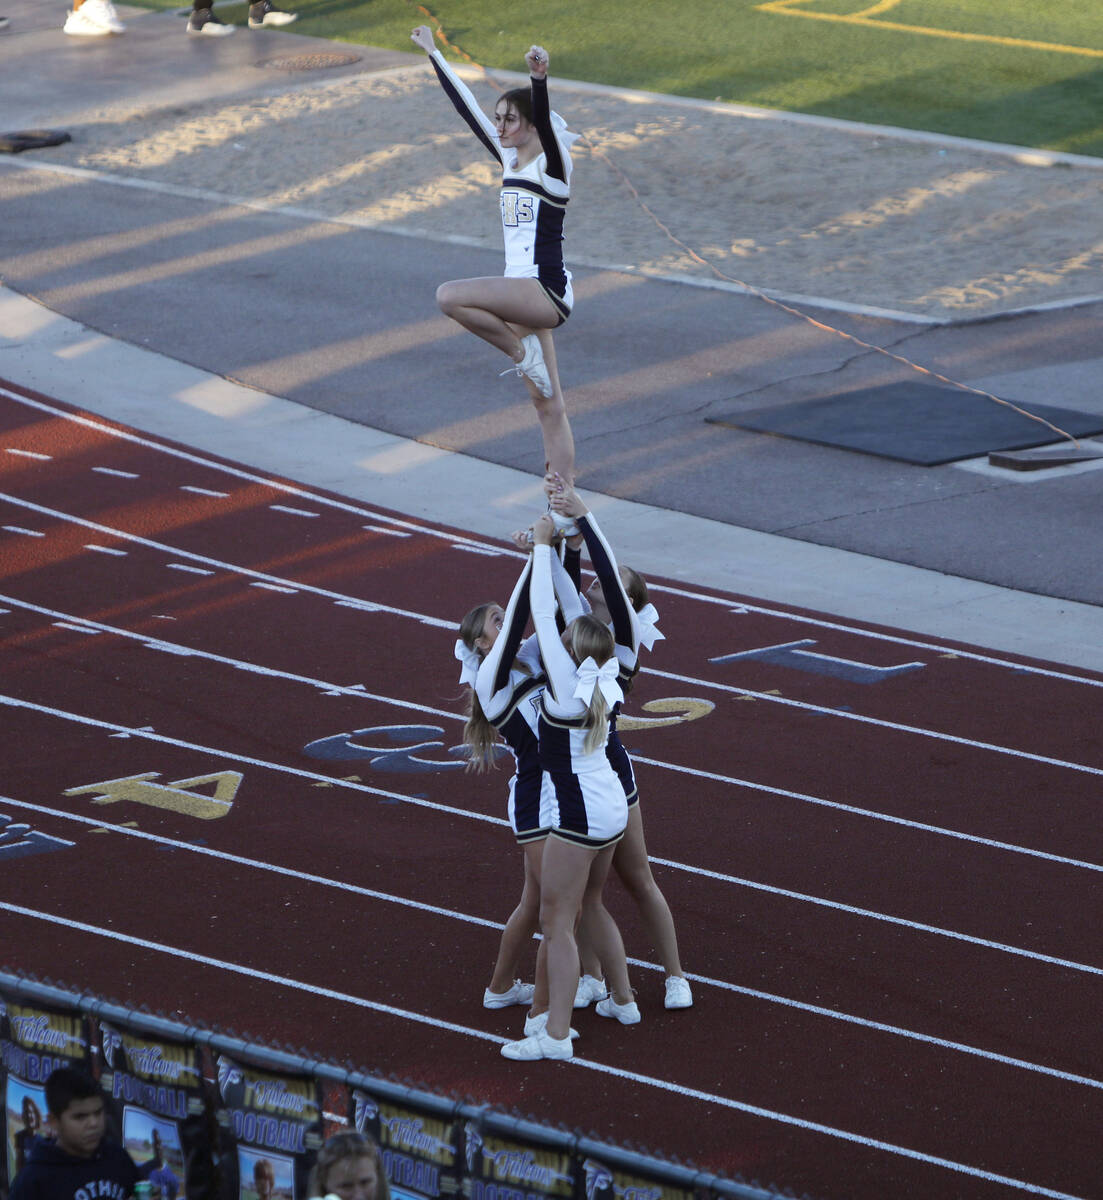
551,110,582,149
573,656,623,708
454,638,481,686
635,603,665,652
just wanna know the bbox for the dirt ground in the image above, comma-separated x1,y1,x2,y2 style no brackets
34,56,1103,320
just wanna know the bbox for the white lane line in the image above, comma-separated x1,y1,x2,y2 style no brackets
630,754,1103,874
0,491,453,630
166,563,215,576
85,544,128,556
0,902,1087,1200
92,467,139,478
5,383,1100,692
2,526,43,537
363,525,411,538
1,486,1098,773
3,793,1100,1095
181,485,228,497
0,690,1098,978
6,448,52,460
2,590,1100,875
647,665,1103,778
250,582,299,594
270,504,320,518
0,690,503,828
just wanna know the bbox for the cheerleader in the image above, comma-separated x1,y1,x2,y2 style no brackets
457,537,588,1008
549,477,694,1011
501,515,635,1061
411,25,578,482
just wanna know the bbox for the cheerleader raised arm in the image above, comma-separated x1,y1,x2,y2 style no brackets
411,24,577,483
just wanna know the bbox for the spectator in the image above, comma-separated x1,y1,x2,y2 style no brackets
63,0,124,36
186,0,296,35
9,1066,143,1200
308,1131,390,1200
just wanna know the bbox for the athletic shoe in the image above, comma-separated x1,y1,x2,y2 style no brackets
248,0,297,26
664,975,694,1010
500,334,553,399
595,995,641,1025
501,1028,573,1061
523,1011,579,1039
187,7,234,33
0,16,10,31
63,0,124,35
482,980,535,1009
573,974,607,1009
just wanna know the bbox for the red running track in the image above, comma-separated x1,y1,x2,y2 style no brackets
1,377,1101,1200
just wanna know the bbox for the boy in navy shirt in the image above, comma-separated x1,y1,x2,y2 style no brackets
9,1066,143,1200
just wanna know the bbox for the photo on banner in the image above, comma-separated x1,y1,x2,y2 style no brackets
0,989,92,1188
350,1088,462,1200
98,1020,215,1200
214,1055,324,1200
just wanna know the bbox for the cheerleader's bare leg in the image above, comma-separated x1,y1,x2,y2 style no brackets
614,805,685,978
487,839,544,995
515,327,575,482
436,275,558,359
538,837,601,1041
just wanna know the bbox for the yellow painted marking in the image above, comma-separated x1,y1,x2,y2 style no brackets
65,771,242,820
617,698,716,731
756,0,1103,58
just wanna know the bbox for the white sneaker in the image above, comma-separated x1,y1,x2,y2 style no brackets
664,975,694,1009
523,1011,579,1039
500,334,553,399
573,974,606,1009
595,995,641,1025
248,0,297,26
186,7,234,34
501,1028,573,1060
63,0,124,35
549,509,580,538
483,980,535,1009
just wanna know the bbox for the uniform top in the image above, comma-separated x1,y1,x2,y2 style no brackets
429,51,574,284
531,543,621,776
9,1135,143,1200
475,549,581,746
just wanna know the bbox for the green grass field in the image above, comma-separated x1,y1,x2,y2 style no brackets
143,0,1103,154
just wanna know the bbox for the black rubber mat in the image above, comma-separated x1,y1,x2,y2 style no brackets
709,381,1103,465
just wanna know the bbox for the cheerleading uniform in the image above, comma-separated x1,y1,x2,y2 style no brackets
428,50,574,321
531,544,628,849
475,551,581,841
572,512,662,808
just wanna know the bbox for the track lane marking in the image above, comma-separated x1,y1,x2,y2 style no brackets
3,793,1101,1094
1,691,1099,977
1,490,1099,775
0,902,1088,1200
4,383,1103,690
4,594,1101,873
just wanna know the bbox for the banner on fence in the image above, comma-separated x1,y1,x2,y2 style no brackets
214,1055,324,1200
1,994,92,1188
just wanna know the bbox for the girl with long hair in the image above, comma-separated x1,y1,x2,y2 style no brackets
549,476,693,1011
500,515,636,1061
411,24,578,482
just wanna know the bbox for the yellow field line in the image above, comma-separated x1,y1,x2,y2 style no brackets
756,0,1103,58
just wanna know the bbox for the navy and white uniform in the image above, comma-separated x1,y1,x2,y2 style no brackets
473,551,580,842
531,544,628,849
428,50,575,321
573,512,663,808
